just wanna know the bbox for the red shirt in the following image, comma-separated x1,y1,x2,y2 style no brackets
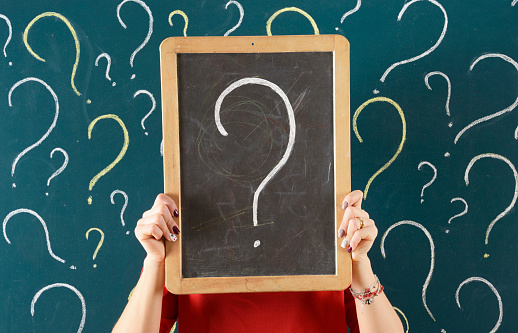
160,287,359,333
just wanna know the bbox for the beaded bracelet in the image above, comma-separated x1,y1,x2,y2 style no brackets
349,274,384,313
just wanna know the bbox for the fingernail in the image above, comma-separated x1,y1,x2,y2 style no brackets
347,246,352,253
341,238,348,249
342,201,348,210
170,233,177,242
338,228,345,238
174,209,179,218
173,226,181,234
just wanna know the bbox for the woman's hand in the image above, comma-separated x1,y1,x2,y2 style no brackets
134,194,180,263
337,191,405,332
338,190,378,263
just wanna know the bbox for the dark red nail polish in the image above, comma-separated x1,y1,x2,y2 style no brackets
347,246,352,253
174,209,179,217
338,228,345,238
173,226,181,234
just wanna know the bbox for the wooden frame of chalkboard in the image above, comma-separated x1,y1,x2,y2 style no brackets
160,35,350,294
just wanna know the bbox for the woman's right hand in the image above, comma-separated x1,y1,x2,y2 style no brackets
134,194,180,263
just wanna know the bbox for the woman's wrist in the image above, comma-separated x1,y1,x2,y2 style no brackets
144,256,166,268
350,256,376,291
142,257,166,294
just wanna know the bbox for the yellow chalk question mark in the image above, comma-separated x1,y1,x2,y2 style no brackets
87,114,129,204
169,10,189,36
393,307,409,333
353,97,406,199
23,12,89,102
85,228,104,268
266,7,319,36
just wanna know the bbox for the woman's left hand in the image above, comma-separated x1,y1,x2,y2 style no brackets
338,190,378,262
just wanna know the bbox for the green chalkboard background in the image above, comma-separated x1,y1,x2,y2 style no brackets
0,0,517,332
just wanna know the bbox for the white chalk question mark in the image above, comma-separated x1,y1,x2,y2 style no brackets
425,71,452,127
425,71,453,157
456,277,502,333
418,161,437,203
446,197,468,234
455,53,518,144
95,53,116,86
335,0,361,31
0,14,12,66
133,90,156,136
46,148,69,196
31,283,86,333
465,153,517,258
224,1,244,36
215,77,296,248
381,220,436,321
374,0,448,94
117,0,153,80
3,208,75,269
8,78,59,188
111,189,129,234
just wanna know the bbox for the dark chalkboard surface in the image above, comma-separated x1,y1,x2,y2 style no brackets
178,51,337,278
161,35,351,294
1,0,517,332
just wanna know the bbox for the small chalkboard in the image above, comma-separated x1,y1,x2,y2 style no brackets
160,35,350,294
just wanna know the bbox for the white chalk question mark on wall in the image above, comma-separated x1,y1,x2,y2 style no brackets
425,71,451,127
455,53,518,144
335,0,361,30
418,161,437,203
133,90,156,136
111,189,129,234
31,283,86,333
46,148,69,196
424,71,453,157
117,0,153,80
0,14,12,66
464,153,517,258
374,0,448,94
446,197,468,234
224,1,244,36
95,53,116,86
381,220,436,321
3,208,75,269
8,77,59,188
214,77,296,248
456,277,502,333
